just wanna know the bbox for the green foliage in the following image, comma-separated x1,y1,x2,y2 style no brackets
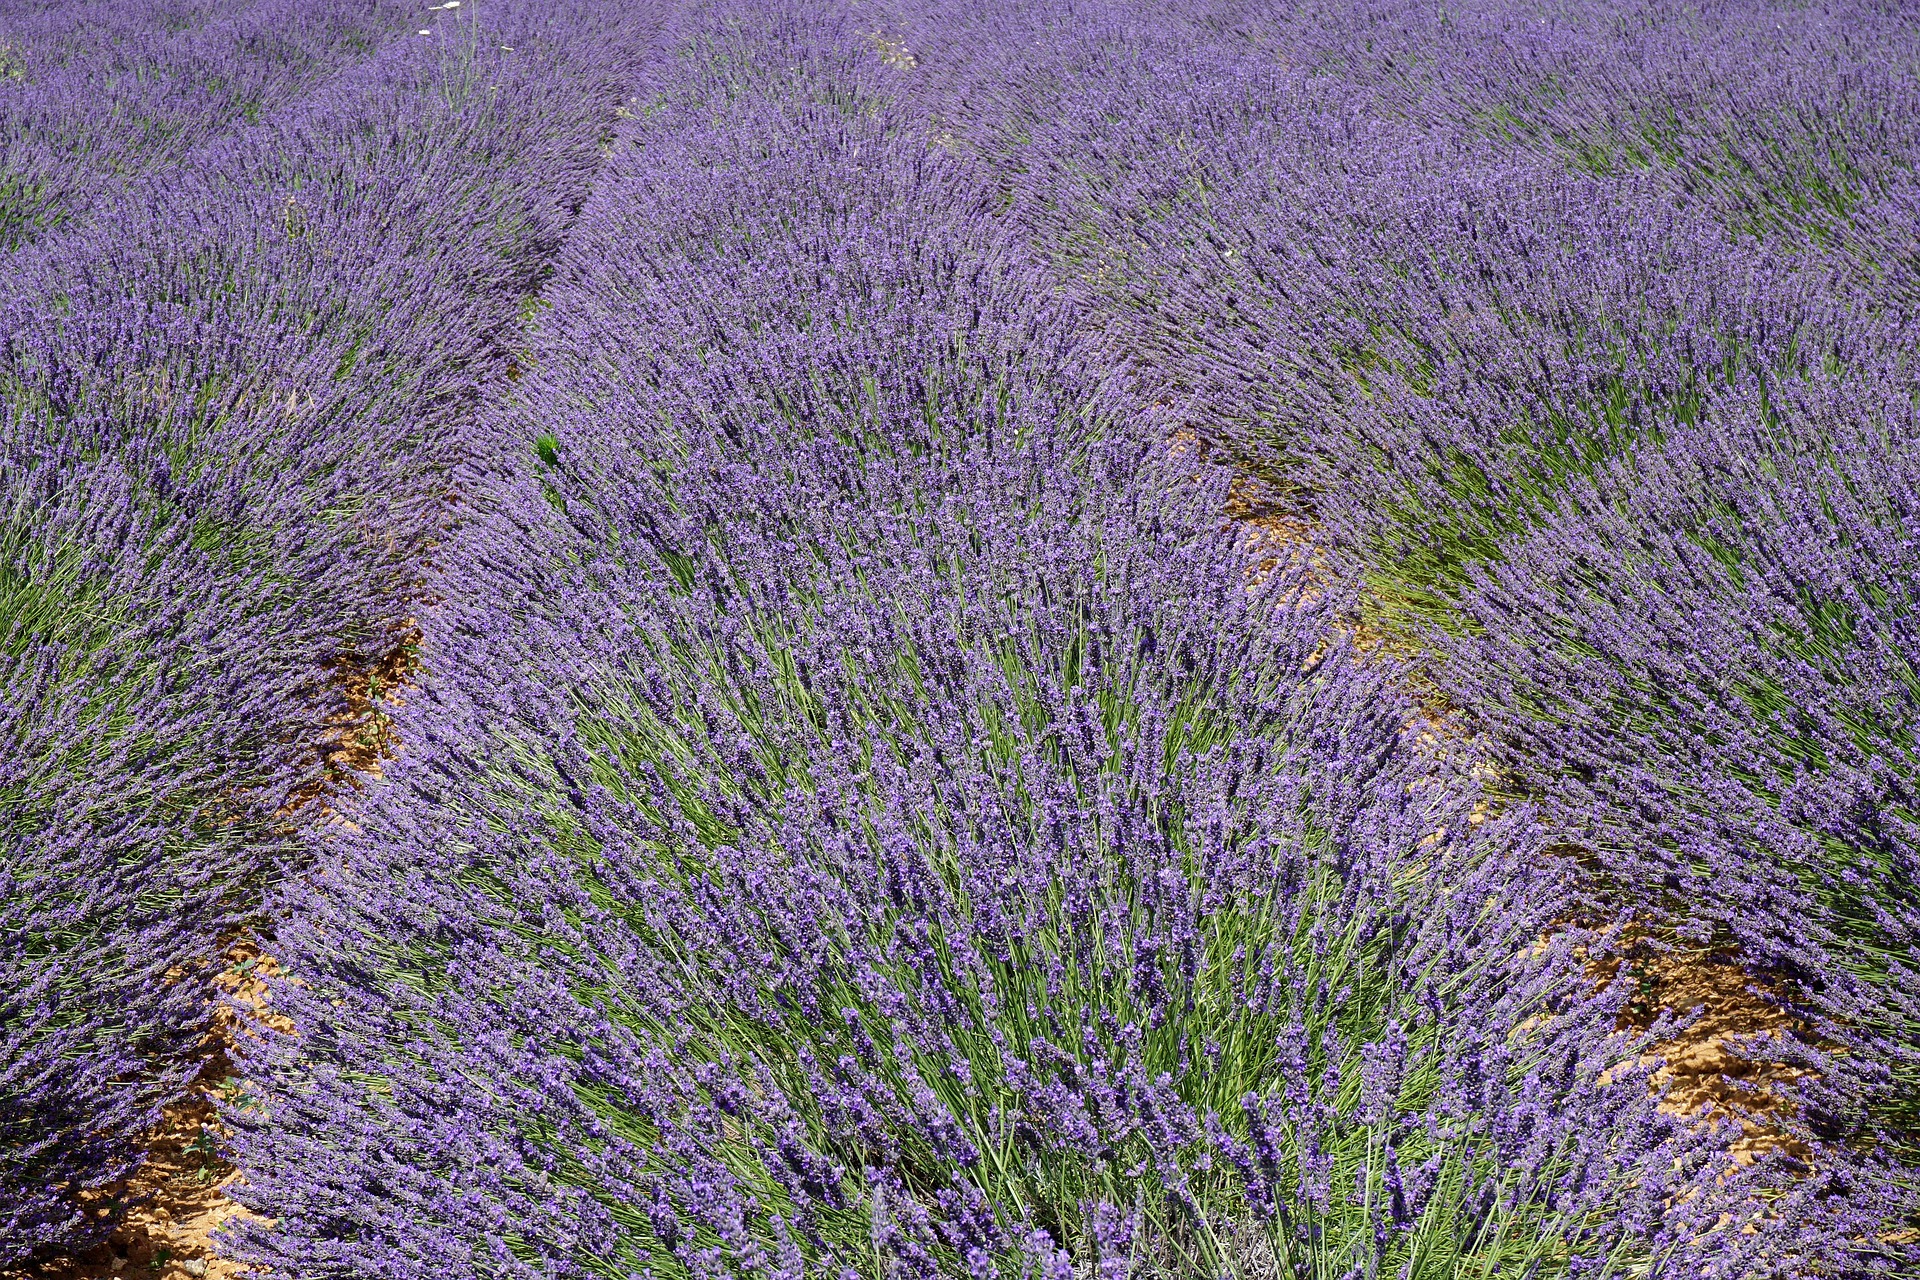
0,173,61,251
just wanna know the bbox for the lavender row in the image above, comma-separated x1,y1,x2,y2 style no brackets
219,8,1889,1275
0,0,426,250
1163,1,1920,1167
895,0,1916,623
1286,0,1920,298
0,2,657,1261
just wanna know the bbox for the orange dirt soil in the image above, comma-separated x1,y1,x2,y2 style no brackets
1613,940,1811,1166
17,945,288,1280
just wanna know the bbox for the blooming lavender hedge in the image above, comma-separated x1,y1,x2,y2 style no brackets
1434,375,1920,1157
899,0,1915,618
8,0,1918,1271
1,0,657,1260
218,9,1894,1276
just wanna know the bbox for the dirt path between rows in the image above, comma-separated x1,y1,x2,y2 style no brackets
1190,434,1813,1173
15,641,412,1280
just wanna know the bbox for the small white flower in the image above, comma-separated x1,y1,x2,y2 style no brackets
417,27,431,34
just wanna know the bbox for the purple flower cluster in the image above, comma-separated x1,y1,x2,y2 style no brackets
1,0,658,1261
0,0,424,249
9,0,1919,1273
217,4,1906,1275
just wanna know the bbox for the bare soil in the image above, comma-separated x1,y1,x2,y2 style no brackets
1613,940,1811,1165
17,945,286,1280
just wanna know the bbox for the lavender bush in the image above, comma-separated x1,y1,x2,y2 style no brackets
1432,375,1920,1158
0,0,423,249
895,0,1913,631
1,0,658,1260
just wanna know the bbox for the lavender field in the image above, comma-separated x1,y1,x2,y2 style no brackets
3,1,1918,1276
